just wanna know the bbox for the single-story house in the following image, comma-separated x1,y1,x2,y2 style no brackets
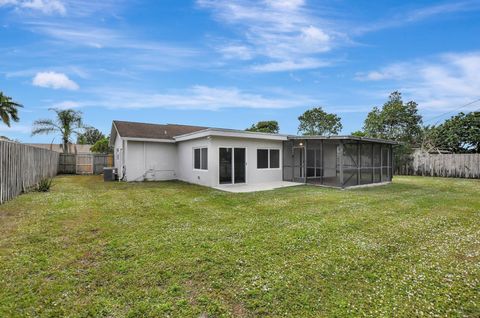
110,120,396,189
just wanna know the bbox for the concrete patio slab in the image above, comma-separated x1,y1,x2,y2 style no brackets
214,181,304,193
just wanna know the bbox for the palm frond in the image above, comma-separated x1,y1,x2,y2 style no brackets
30,108,85,145
0,91,22,127
31,127,58,136
0,112,11,127
33,119,55,126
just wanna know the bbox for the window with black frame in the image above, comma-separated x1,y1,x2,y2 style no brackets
194,147,208,170
257,149,279,169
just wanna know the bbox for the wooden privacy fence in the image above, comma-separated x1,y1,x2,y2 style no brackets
396,152,480,178
0,140,59,204
58,153,113,175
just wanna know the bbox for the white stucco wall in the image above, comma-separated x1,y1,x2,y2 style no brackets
209,136,284,186
176,136,284,187
176,137,214,187
121,135,285,186
125,141,177,181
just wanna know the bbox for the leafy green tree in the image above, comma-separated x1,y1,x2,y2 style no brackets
363,91,423,144
77,127,105,145
32,108,84,154
298,107,342,136
351,130,367,137
423,112,480,153
420,125,443,153
363,91,423,168
0,92,22,127
90,136,113,154
246,120,280,133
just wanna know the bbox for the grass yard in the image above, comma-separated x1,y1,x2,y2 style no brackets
0,176,479,317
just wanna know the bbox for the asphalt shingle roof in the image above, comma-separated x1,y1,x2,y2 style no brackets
113,120,208,140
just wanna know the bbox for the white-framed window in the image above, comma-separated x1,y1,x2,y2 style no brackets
194,147,208,170
257,149,280,169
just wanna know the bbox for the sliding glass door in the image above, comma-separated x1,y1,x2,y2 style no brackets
234,148,246,183
219,147,246,184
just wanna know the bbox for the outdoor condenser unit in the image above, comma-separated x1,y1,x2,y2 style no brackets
103,167,117,181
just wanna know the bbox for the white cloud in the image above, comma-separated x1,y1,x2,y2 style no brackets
0,124,32,134
0,0,66,15
84,85,313,110
356,52,480,110
218,45,253,60
252,58,330,72
406,1,479,22
266,0,305,10
301,26,330,45
355,63,409,81
356,1,480,34
28,22,198,57
52,100,81,109
197,0,341,72
0,0,17,5
32,71,79,90
22,0,65,14
0,0,122,16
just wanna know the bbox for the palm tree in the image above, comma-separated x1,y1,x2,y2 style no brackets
0,92,23,127
32,108,84,153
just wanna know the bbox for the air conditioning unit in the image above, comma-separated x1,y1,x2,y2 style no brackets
103,167,117,181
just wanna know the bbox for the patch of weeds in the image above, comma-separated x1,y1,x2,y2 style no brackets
36,178,53,192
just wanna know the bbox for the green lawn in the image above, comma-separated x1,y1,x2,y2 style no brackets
0,176,479,317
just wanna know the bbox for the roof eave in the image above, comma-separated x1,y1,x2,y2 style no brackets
109,122,120,147
174,128,288,142
123,137,176,143
287,135,398,145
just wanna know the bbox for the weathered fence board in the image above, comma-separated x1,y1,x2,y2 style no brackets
0,140,59,204
93,154,113,174
58,153,113,175
58,154,76,174
76,154,93,174
396,152,480,178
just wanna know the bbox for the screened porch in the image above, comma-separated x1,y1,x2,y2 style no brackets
282,137,395,188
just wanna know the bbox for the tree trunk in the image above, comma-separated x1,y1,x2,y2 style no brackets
63,138,69,154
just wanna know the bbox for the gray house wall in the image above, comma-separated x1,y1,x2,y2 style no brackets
113,134,285,186
124,141,177,182
177,137,214,187
208,136,284,186
113,131,394,188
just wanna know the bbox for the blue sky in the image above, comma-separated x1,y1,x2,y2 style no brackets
1,0,479,143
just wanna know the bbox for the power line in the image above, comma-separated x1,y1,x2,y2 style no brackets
423,98,480,125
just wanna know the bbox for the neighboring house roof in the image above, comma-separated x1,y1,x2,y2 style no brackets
26,143,93,153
